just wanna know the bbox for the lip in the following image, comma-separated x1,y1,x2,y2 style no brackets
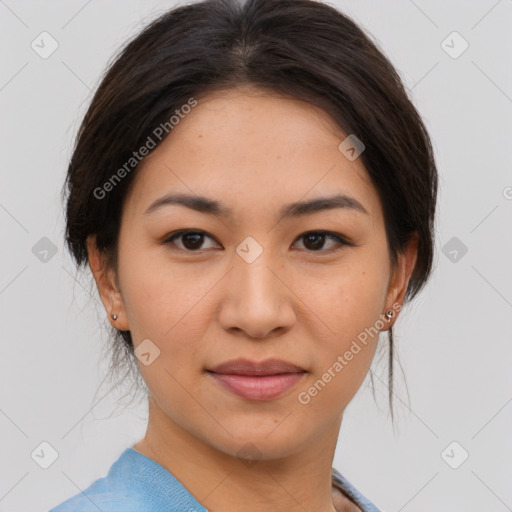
209,358,306,375
207,358,307,401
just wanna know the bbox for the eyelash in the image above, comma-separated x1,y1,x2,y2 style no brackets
162,230,353,254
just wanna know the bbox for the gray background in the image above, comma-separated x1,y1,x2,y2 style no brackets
1,0,511,511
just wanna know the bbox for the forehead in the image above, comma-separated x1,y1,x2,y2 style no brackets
123,87,382,223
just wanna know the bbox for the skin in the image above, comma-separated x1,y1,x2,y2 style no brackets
87,85,417,512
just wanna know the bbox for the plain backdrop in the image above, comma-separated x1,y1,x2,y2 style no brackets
1,1,511,511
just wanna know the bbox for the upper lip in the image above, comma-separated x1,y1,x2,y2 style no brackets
208,358,306,376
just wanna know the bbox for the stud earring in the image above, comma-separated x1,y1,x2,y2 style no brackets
112,313,118,321
384,309,394,321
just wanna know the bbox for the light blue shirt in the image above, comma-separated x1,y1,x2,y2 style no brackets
49,446,382,511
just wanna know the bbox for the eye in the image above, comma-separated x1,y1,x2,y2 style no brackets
163,229,353,254
292,231,352,253
163,230,220,251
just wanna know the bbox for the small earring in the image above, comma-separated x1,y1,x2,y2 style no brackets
112,313,118,321
384,309,394,321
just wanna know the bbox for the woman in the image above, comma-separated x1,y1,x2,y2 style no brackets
49,0,438,510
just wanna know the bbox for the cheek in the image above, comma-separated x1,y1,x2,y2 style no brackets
310,253,389,340
119,254,208,410
295,255,388,406
118,242,202,337
117,247,217,402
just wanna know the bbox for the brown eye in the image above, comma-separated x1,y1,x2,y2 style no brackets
293,231,351,253
164,230,220,251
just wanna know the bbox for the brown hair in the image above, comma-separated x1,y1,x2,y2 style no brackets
63,0,438,422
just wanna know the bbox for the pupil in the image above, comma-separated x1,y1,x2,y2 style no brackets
183,233,203,250
305,233,324,250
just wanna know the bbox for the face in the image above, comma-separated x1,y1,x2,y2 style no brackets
89,86,415,461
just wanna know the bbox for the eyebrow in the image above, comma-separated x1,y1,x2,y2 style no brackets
143,193,369,219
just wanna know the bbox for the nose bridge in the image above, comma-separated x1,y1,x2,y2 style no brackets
219,236,294,338
234,236,281,305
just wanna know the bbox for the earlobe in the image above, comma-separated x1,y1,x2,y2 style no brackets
86,235,129,330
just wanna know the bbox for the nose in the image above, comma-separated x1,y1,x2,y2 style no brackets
218,246,296,340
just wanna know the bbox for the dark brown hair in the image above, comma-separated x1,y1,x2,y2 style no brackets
63,0,438,422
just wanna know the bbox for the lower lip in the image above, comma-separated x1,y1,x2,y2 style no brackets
208,372,306,401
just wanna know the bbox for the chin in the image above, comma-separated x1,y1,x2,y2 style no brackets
205,421,311,462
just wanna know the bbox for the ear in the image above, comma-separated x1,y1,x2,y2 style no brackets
86,235,129,331
382,232,418,330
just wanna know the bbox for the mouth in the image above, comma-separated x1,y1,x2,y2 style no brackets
206,358,307,401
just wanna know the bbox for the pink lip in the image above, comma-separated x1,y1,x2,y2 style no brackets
207,358,307,401
208,373,306,400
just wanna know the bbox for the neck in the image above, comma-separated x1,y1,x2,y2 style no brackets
133,396,347,512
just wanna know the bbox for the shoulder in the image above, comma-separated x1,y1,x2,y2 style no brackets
48,476,148,512
48,447,208,512
331,467,383,512
48,449,150,512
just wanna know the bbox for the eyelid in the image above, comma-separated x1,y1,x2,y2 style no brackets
292,231,354,253
163,229,221,249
